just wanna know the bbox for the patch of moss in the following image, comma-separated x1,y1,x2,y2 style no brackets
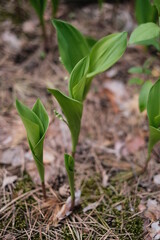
14,172,34,194
0,173,35,235
80,177,144,240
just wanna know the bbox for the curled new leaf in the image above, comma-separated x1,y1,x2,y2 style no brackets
69,56,90,101
48,89,83,153
147,79,160,157
16,99,49,182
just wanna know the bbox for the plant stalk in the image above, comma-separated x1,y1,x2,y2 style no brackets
70,151,75,210
41,182,47,200
41,19,49,53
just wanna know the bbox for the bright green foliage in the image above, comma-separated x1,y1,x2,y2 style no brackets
147,79,160,157
69,56,90,102
48,89,83,153
16,99,49,182
129,22,160,47
64,154,75,201
52,19,90,73
29,0,47,24
87,32,127,78
51,0,59,17
50,20,127,154
69,32,127,101
154,0,160,15
139,80,153,112
135,0,158,24
128,67,144,74
128,78,144,85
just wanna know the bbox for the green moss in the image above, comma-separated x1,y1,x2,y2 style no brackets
0,173,35,235
14,172,34,194
80,177,144,240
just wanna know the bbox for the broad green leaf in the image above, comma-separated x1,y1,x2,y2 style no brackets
128,66,143,74
64,154,75,200
29,0,47,23
129,23,160,45
16,99,49,182
87,32,127,78
52,19,90,73
147,79,160,157
139,80,153,112
154,0,160,15
69,56,90,101
147,79,160,126
51,0,59,17
135,0,158,24
128,78,144,85
148,126,160,157
48,89,83,153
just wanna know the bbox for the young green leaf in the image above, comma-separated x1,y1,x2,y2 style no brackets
29,0,47,23
69,32,127,101
139,80,153,112
48,89,83,153
64,154,75,201
147,79,160,157
129,22,160,45
128,66,143,74
16,99,49,182
52,19,90,73
128,78,144,85
87,32,127,78
135,0,158,24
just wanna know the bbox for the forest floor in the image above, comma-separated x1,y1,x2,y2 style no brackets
0,1,160,239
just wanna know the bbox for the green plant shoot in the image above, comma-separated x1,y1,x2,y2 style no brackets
64,154,75,208
147,79,160,161
48,20,127,208
16,99,49,199
29,0,48,51
49,19,127,154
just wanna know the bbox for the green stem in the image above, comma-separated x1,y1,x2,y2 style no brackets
41,19,49,52
64,154,75,210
